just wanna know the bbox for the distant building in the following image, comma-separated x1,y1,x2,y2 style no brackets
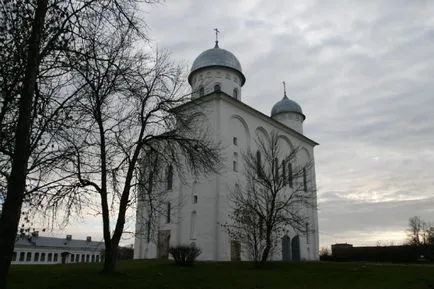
12,233,104,265
331,242,434,262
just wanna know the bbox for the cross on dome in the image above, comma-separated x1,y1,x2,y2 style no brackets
214,28,220,48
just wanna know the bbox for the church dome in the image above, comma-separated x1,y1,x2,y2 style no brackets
271,95,305,119
188,43,246,85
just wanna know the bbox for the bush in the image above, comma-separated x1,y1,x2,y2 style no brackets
169,244,201,266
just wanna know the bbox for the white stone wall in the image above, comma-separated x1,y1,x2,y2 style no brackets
190,68,243,101
272,112,304,134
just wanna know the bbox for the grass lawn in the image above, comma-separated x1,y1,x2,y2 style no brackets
8,260,434,289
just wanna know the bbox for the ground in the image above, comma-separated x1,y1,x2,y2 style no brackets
8,260,434,289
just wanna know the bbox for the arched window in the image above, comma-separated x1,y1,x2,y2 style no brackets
214,83,221,92
199,86,204,97
41,253,45,262
256,150,261,176
190,211,197,239
288,162,293,188
233,88,238,99
273,158,279,179
34,252,39,262
167,164,173,190
166,202,171,223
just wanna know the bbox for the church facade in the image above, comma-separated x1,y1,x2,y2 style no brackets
134,40,319,261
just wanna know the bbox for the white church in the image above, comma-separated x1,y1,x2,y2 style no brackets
134,37,319,261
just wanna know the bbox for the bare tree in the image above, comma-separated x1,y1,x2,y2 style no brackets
0,0,153,285
34,15,221,273
406,216,434,246
224,131,316,265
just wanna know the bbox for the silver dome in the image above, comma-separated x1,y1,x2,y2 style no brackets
188,43,245,85
271,95,305,119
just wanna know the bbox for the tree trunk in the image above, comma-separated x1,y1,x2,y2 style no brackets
102,241,119,274
260,231,273,265
0,2,48,288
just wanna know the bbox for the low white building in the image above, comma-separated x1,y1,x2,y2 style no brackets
134,39,319,261
12,234,103,265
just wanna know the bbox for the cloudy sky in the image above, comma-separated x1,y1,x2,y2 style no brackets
50,0,434,249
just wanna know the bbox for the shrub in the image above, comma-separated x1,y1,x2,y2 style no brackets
169,244,201,266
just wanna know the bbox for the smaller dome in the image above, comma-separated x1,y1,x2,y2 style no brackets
271,95,305,119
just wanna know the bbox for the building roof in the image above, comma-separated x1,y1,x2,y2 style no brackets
15,236,104,251
271,95,305,119
188,43,246,85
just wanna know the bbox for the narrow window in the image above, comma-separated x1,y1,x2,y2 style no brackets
26,252,31,262
233,152,238,172
91,255,95,262
48,253,52,262
214,83,221,92
166,202,171,223
146,219,151,243
306,222,310,244
193,195,198,204
54,253,58,262
233,137,237,146
34,252,39,262
19,252,25,261
273,158,279,180
256,150,261,176
12,252,16,262
199,86,204,96
288,162,293,188
190,211,197,239
81,254,85,262
41,253,45,262
282,160,286,182
233,88,238,99
303,168,307,192
167,165,173,190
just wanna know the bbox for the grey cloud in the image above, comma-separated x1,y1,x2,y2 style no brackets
72,0,434,248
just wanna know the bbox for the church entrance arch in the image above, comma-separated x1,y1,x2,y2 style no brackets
281,235,291,261
291,235,300,261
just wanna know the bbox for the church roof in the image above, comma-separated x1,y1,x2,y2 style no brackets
271,95,305,119
188,42,245,85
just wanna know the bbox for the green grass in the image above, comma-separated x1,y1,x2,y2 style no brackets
8,260,434,289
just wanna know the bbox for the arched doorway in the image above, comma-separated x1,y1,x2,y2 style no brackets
291,235,300,261
281,235,291,261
